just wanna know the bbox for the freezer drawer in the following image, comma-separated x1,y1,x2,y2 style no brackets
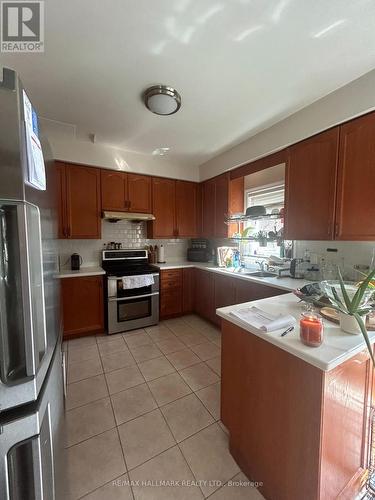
0,344,66,500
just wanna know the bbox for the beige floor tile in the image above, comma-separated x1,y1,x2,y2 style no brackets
155,337,186,355
129,344,162,363
66,429,126,499
212,337,222,348
179,362,219,391
200,328,222,343
101,350,136,373
179,331,208,347
111,383,157,425
69,336,97,351
180,423,240,496
145,324,171,334
66,375,108,410
68,356,103,384
118,409,175,470
166,348,201,371
161,393,214,442
148,372,191,406
129,446,203,500
166,323,198,337
209,472,265,500
96,332,123,344
81,473,132,500
62,341,68,352
105,365,145,394
65,397,115,447
68,344,99,364
98,338,128,357
190,342,221,362
218,420,229,435
146,328,177,343
196,382,221,420
206,356,221,376
138,356,175,381
123,331,153,348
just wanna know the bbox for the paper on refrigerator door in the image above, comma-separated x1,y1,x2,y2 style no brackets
230,306,296,332
23,90,46,190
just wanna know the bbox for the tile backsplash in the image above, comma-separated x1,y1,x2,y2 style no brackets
57,220,189,269
294,240,375,277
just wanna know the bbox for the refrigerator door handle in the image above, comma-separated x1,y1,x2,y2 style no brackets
16,203,37,376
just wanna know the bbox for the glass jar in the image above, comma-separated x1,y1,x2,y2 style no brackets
300,312,324,347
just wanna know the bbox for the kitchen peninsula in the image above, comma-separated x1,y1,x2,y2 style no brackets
217,294,375,500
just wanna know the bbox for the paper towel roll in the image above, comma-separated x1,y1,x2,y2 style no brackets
158,245,165,263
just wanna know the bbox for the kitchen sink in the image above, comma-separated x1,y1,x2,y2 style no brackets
245,271,277,278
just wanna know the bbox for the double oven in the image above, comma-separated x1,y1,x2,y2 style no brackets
102,249,160,334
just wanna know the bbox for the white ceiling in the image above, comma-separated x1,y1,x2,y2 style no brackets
2,0,375,168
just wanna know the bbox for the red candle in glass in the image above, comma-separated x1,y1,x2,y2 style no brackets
300,312,323,347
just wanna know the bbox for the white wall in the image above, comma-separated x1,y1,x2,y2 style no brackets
244,163,285,190
42,120,199,181
199,69,375,181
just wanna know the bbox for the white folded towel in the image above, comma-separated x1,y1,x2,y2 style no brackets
122,274,155,289
230,306,296,332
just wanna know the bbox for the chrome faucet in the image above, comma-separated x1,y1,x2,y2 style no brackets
256,260,268,272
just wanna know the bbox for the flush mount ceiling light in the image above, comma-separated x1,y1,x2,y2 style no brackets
143,85,181,115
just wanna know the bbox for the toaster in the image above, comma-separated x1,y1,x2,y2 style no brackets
187,248,211,262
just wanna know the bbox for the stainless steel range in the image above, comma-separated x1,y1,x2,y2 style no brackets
102,249,160,334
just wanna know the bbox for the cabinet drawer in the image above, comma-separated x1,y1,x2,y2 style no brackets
161,278,183,291
161,269,183,281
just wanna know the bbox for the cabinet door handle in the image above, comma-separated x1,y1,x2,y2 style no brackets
67,226,71,238
335,222,339,238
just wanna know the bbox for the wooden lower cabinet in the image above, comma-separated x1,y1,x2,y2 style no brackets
221,319,373,500
194,269,215,323
61,276,104,339
182,268,195,314
213,274,236,326
160,269,183,318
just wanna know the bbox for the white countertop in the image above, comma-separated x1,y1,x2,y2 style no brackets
56,267,105,278
217,293,375,371
156,261,309,292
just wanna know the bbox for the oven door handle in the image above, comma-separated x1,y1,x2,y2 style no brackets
108,292,160,302
107,273,160,281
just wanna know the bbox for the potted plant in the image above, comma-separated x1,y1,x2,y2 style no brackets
322,268,375,365
255,230,268,247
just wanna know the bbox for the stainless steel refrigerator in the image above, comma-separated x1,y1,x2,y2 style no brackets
0,67,66,499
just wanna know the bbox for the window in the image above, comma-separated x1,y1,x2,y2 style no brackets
240,182,285,259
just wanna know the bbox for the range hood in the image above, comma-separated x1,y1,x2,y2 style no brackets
102,211,155,222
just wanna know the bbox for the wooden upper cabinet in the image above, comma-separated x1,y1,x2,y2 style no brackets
285,128,339,240
127,173,152,213
202,178,216,238
66,164,101,239
336,112,375,240
176,180,198,237
101,170,127,211
55,161,68,238
215,173,230,238
201,174,244,238
149,177,176,238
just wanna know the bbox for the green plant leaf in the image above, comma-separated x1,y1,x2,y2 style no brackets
351,268,375,312
331,287,347,312
354,313,375,367
337,268,353,312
